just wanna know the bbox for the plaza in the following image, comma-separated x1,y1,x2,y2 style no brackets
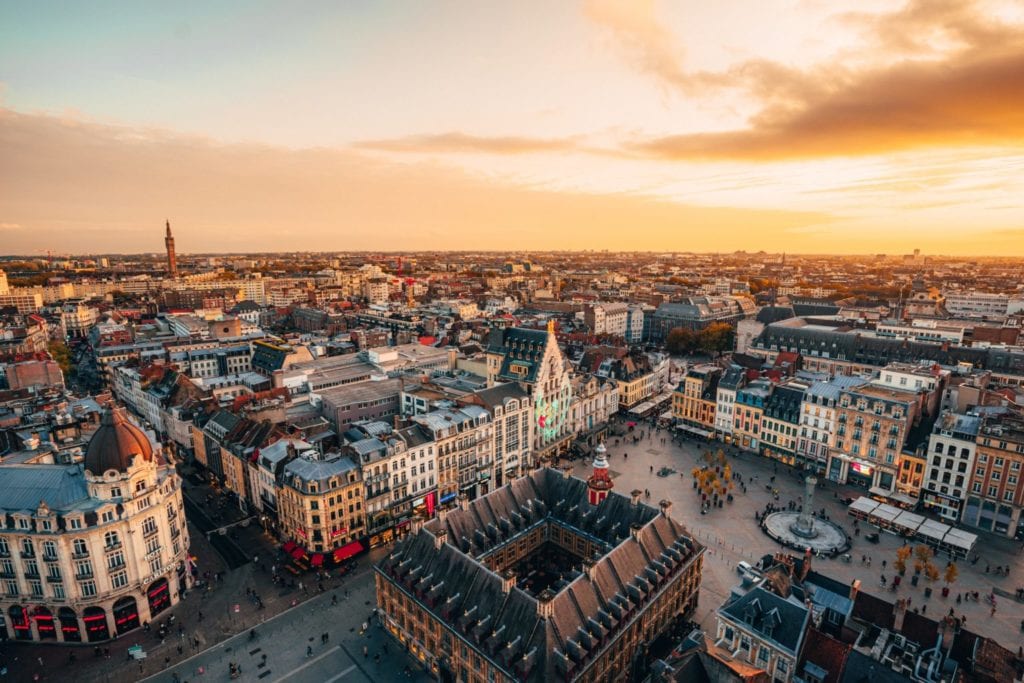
566,421,1024,652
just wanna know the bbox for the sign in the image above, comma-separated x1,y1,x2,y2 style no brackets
850,461,873,476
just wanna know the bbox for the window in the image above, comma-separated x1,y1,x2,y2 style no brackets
101,510,114,523
42,541,57,559
21,539,34,557
107,551,125,570
142,517,158,536
68,518,82,530
135,480,146,493
73,539,88,556
79,580,97,597
111,571,128,590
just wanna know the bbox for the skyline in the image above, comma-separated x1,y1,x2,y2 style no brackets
2,0,1024,255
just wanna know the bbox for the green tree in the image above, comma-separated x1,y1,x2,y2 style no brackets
48,341,74,377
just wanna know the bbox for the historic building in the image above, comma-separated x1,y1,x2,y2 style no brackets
164,220,178,279
375,468,705,682
486,324,574,462
0,407,190,642
673,364,720,439
963,413,1024,538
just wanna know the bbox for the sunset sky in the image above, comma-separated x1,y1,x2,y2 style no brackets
2,0,1023,255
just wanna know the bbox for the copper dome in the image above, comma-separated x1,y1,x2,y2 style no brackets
85,406,154,474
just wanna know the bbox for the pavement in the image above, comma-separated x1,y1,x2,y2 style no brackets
566,420,1024,652
0,479,425,683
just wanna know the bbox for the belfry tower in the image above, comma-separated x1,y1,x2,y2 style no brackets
587,442,614,505
164,219,178,278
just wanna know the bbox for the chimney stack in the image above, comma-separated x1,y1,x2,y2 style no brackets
893,597,908,633
659,499,672,518
631,489,642,506
849,578,861,603
434,527,448,550
458,493,470,511
501,570,516,594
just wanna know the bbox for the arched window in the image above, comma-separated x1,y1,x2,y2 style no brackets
42,540,57,560
104,531,120,549
58,607,80,642
73,538,88,556
135,480,146,493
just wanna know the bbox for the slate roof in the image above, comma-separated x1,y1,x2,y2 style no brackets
719,586,809,656
378,468,704,682
284,454,358,484
0,464,91,513
470,383,530,410
488,327,552,384
763,384,804,424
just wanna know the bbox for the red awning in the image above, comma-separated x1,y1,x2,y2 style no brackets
282,541,297,553
332,541,362,563
311,554,324,568
290,547,305,560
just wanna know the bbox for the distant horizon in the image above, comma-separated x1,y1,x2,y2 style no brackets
4,247,1024,261
2,2,1023,254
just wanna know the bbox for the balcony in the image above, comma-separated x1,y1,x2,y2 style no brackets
104,541,122,552
43,554,60,563
24,569,40,579
0,570,15,579
74,570,93,580
46,575,63,584
20,551,35,560
143,526,159,538
72,550,89,560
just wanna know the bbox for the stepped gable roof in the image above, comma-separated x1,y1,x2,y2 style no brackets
378,468,703,682
84,406,154,475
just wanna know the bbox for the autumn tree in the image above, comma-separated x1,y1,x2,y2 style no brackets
944,563,959,586
666,327,698,355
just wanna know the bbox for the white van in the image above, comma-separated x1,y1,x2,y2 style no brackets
736,560,754,575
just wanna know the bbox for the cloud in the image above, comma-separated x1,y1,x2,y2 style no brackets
588,0,1024,160
631,48,1024,160
353,132,582,155
0,108,832,253
584,0,690,90
0,222,22,230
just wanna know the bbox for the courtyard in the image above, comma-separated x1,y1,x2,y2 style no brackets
566,422,1024,652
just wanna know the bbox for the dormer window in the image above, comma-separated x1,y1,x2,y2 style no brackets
135,480,146,493
111,487,121,498
17,518,30,530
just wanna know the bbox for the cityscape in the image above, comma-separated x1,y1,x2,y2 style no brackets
3,3,1024,683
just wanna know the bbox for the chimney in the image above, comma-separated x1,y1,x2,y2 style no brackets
849,579,861,603
800,547,811,582
447,347,457,372
537,589,555,618
434,527,448,550
659,499,672,518
630,489,642,506
583,558,598,582
438,507,448,524
629,523,642,541
411,516,424,535
893,597,908,633
501,570,516,594
562,467,571,479
939,615,958,653
458,493,470,511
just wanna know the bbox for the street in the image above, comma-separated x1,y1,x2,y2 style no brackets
567,424,1024,652
140,565,427,683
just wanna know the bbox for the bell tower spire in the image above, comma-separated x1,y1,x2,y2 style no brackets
164,219,178,278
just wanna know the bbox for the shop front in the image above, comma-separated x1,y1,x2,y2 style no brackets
411,492,437,521
847,461,873,488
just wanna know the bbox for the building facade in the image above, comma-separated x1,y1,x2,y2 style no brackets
0,407,190,643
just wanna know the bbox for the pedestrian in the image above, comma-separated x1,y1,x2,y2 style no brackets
363,645,369,658
332,594,338,606
37,657,43,667
177,645,183,655
306,645,313,658
650,465,653,473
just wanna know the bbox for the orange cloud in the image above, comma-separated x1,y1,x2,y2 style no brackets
631,48,1024,160
0,108,832,254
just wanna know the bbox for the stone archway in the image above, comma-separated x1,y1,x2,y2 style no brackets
146,577,171,617
8,606,31,640
83,606,110,642
113,596,140,635
58,607,81,642
32,606,56,640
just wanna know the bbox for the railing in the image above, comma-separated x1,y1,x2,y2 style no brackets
104,541,122,551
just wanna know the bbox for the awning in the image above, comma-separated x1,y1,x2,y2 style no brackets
332,540,363,563
310,554,324,568
676,423,713,438
289,547,305,560
282,541,297,553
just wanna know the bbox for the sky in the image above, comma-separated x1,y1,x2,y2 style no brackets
1,0,1023,255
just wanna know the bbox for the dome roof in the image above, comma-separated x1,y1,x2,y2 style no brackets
85,406,154,474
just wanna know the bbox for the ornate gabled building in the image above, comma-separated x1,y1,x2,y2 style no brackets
0,406,190,642
486,324,574,462
375,468,705,682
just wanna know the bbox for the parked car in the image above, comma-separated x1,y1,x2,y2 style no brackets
865,532,880,544
736,560,754,575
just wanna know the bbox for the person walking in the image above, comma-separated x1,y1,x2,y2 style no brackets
306,645,313,658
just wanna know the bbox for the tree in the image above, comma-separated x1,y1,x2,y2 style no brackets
913,544,933,564
48,341,73,377
894,545,912,573
666,327,697,355
944,563,958,586
697,322,736,356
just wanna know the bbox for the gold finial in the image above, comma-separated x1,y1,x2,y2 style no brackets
547,319,555,334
